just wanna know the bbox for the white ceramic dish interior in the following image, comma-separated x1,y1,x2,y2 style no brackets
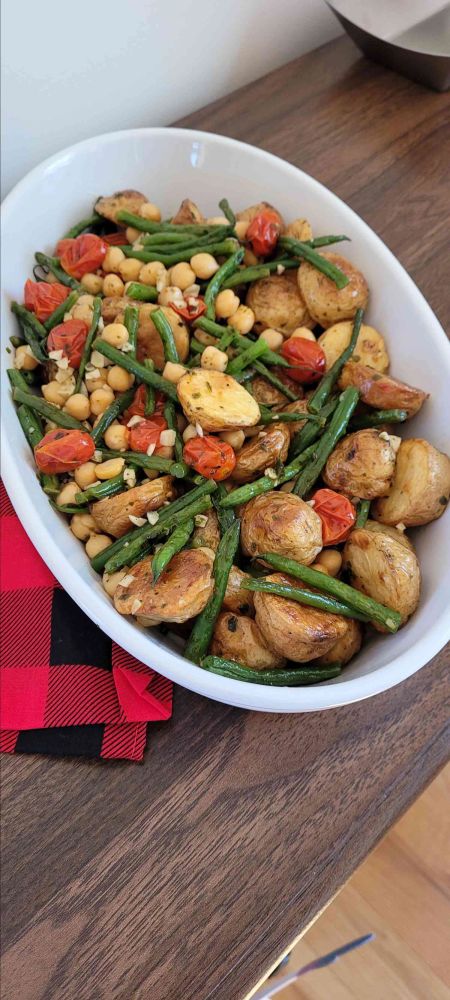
2,127,450,713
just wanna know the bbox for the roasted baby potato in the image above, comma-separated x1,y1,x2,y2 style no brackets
343,520,420,629
372,439,450,527
339,362,428,416
318,321,389,372
90,476,176,538
191,510,221,551
95,189,147,223
136,303,189,369
237,201,285,229
285,218,313,242
211,611,285,669
251,375,289,407
177,369,261,431
232,423,290,483
298,253,369,327
222,566,255,616
278,398,309,439
101,296,132,324
246,272,313,336
315,618,362,667
323,429,400,500
254,572,348,662
114,547,215,623
241,491,323,565
171,198,204,225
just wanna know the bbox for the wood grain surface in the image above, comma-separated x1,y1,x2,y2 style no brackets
1,35,449,1000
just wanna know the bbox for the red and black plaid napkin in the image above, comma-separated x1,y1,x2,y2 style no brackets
0,481,172,761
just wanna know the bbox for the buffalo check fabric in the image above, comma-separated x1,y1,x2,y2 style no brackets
0,481,172,761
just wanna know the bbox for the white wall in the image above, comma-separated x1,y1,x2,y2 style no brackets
1,0,341,198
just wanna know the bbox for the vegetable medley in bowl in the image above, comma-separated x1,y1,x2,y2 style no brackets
8,190,450,687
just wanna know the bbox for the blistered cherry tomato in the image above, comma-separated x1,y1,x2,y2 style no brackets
103,231,129,246
129,415,167,453
280,337,326,383
47,319,89,368
311,488,356,545
170,296,207,323
122,385,165,423
57,234,107,279
246,209,282,257
183,435,236,481
34,429,95,474
24,280,69,322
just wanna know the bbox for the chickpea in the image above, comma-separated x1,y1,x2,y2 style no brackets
85,369,108,393
107,365,135,391
63,393,91,420
139,201,161,222
96,457,125,480
126,227,141,243
139,261,168,288
104,422,130,451
81,273,103,295
158,286,183,307
86,534,112,559
243,248,258,266
201,345,228,372
14,344,39,370
73,298,94,325
220,429,245,451
228,305,255,335
235,219,249,241
259,328,284,351
290,326,316,343
70,513,97,541
56,482,79,507
157,445,174,460
190,253,219,280
42,381,67,407
215,289,240,319
74,462,98,489
315,549,342,577
182,424,198,443
143,468,159,480
162,361,186,384
90,386,115,416
103,273,125,297
103,246,125,274
102,323,129,348
119,257,142,282
310,563,330,575
206,216,228,226
102,568,128,597
170,262,196,291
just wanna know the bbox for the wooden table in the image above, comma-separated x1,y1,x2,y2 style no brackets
2,35,449,1000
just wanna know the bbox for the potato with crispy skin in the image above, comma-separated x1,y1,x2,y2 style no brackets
177,369,260,432
372,439,450,527
211,612,285,670
114,547,215,623
251,375,295,407
191,510,221,551
315,618,362,667
241,491,323,565
222,566,255,616
136,303,189,369
90,477,175,538
101,296,132,325
343,521,420,629
278,398,309,439
318,321,389,372
232,423,290,483
95,189,147,223
246,272,313,336
339,362,428,417
237,201,285,230
254,572,348,662
171,199,204,225
323,429,400,500
298,253,369,327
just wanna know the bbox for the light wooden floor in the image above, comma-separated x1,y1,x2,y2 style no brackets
269,765,450,1000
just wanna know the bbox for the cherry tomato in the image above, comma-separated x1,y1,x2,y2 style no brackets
129,415,168,453
311,489,356,545
47,319,89,369
57,234,107,279
183,435,236,481
24,279,69,322
246,209,282,257
34,429,95,474
170,296,206,323
103,231,129,246
280,337,326,384
122,385,165,423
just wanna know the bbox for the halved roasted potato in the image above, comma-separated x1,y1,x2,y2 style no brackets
101,296,132,324
95,189,147,223
251,375,293,407
285,218,313,241
318,321,389,372
246,272,313,335
211,611,285,669
177,369,260,431
253,572,348,661
278,398,309,439
298,253,369,327
241,491,323,565
136,304,189,369
191,510,221,551
171,198,204,225
222,566,255,616
343,520,420,629
339,362,428,416
315,618,362,667
372,438,450,527
323,429,399,500
232,423,290,483
237,201,285,229
90,477,176,538
114,547,215,623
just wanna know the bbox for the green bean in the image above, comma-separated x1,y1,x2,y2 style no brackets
241,578,369,621
355,499,371,528
75,296,102,392
10,303,47,362
351,408,408,430
63,213,102,239
219,442,318,508
17,404,43,449
218,329,235,352
92,339,178,400
90,387,135,446
141,231,203,245
201,656,342,685
125,282,158,302
116,210,228,234
222,265,271,288
258,406,319,425
120,238,239,267
42,475,60,497
260,553,401,632
204,249,244,319
151,308,179,363
10,335,24,348
124,305,139,358
35,252,82,290
51,501,89,515
75,473,125,505
193,317,289,368
7,368,38,394
44,290,79,332
185,520,240,664
279,237,349,289
218,198,236,226
253,361,299,401
308,235,349,248
164,400,183,462
144,359,155,415
308,308,364,414
226,339,269,375
289,396,338,459
293,387,359,496
98,448,186,477
212,483,236,532
12,387,85,430
141,228,231,252
151,519,195,583
103,495,213,574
